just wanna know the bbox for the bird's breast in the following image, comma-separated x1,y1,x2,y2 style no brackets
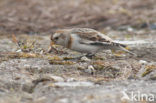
69,34,101,53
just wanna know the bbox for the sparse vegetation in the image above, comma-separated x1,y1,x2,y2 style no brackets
0,0,156,103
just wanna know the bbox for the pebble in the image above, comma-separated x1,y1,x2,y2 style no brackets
66,78,76,82
139,60,148,65
85,65,96,74
16,49,22,52
49,75,64,82
42,74,64,82
81,56,91,62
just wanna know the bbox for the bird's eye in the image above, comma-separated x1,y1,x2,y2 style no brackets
55,37,59,40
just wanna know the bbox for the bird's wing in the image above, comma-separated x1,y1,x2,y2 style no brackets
71,28,113,43
71,28,126,48
79,39,112,46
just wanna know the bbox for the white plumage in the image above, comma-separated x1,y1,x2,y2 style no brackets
50,28,135,55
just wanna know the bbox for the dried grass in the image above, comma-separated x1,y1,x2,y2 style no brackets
0,0,155,34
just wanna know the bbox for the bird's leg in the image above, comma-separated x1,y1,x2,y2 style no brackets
47,45,58,53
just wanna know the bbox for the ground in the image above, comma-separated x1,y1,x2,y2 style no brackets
0,0,156,103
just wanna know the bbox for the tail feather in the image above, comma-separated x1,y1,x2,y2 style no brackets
89,41,136,56
119,45,137,56
91,42,127,48
112,42,136,56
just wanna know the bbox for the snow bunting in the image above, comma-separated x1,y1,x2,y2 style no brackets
50,28,135,56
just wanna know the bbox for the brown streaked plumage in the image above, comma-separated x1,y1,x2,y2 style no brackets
50,28,136,55
70,28,113,43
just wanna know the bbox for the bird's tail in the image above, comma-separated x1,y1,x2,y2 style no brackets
90,41,136,56
119,45,136,56
113,42,136,56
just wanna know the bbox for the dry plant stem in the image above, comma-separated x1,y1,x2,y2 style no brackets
47,46,59,53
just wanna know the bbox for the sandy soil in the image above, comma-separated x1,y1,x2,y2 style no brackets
0,0,156,103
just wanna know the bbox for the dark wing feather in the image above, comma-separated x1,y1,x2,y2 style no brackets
71,28,113,43
80,40,126,48
71,28,126,48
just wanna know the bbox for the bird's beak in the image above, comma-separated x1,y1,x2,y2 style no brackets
47,41,55,53
50,41,55,46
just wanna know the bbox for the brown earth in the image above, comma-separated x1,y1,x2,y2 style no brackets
0,0,156,103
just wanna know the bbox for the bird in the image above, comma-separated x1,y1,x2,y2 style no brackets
49,28,136,57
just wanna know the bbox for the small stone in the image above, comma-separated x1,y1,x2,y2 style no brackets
77,65,86,70
16,49,22,52
127,27,134,32
49,75,64,82
139,60,148,65
85,65,96,74
41,74,64,82
67,78,76,82
81,56,91,62
40,50,44,54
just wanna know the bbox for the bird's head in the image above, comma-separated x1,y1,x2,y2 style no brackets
50,29,70,46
